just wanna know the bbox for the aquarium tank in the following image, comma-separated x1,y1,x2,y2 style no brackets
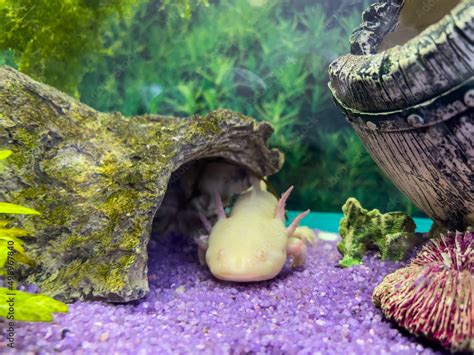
0,0,472,353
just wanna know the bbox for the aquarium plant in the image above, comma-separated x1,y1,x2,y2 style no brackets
0,0,418,215
0,0,207,96
337,198,423,268
73,0,415,215
0,150,68,322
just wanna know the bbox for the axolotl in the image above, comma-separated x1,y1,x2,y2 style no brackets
195,181,315,282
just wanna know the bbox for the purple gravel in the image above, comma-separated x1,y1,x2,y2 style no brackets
2,232,444,354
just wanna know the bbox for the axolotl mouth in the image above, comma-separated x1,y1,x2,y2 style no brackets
211,270,280,282
207,252,285,282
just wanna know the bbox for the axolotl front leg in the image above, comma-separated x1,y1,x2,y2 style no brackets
194,188,227,266
275,186,312,267
194,234,209,266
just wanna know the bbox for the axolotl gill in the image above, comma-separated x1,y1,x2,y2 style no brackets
196,181,315,282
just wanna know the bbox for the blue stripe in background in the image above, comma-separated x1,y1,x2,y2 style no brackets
287,211,433,234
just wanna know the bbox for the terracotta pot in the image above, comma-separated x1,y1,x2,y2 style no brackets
328,0,473,229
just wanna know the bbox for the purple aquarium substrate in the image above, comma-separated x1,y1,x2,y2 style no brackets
2,231,445,354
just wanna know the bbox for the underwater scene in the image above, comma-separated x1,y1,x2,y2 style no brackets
0,0,472,353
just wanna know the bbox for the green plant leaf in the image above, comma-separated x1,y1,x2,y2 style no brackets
0,227,30,238
13,252,34,267
0,288,68,322
0,237,25,254
0,150,12,161
0,248,7,268
0,203,40,215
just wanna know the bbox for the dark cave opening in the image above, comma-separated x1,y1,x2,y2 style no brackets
151,157,256,239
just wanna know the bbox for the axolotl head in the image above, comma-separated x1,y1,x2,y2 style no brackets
205,215,288,282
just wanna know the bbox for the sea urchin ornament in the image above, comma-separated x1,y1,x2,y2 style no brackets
373,231,473,352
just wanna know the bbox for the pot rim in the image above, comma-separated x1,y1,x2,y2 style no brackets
328,0,473,113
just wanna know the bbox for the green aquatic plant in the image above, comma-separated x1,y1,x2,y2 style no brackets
0,288,68,322
337,198,423,268
161,0,209,18
0,0,140,95
1,0,418,214
0,219,35,275
0,0,206,96
0,150,68,322
285,130,417,214
78,0,417,214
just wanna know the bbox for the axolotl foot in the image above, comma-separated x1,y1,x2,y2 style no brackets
293,226,317,245
194,234,209,266
286,226,317,266
287,236,307,267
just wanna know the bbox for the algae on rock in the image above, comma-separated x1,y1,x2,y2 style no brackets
0,66,282,302
337,198,423,267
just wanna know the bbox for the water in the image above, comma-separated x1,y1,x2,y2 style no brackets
287,211,433,234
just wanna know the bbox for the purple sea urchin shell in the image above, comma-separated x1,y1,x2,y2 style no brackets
373,231,473,352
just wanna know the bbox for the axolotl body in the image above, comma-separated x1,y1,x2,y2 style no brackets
196,182,315,282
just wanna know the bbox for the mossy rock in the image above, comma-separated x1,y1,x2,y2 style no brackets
0,66,282,302
337,198,423,267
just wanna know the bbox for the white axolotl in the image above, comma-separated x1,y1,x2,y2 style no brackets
195,181,315,282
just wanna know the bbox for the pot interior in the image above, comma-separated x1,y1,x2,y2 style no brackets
378,0,461,52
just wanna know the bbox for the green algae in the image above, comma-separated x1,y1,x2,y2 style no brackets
34,251,140,300
337,198,422,268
